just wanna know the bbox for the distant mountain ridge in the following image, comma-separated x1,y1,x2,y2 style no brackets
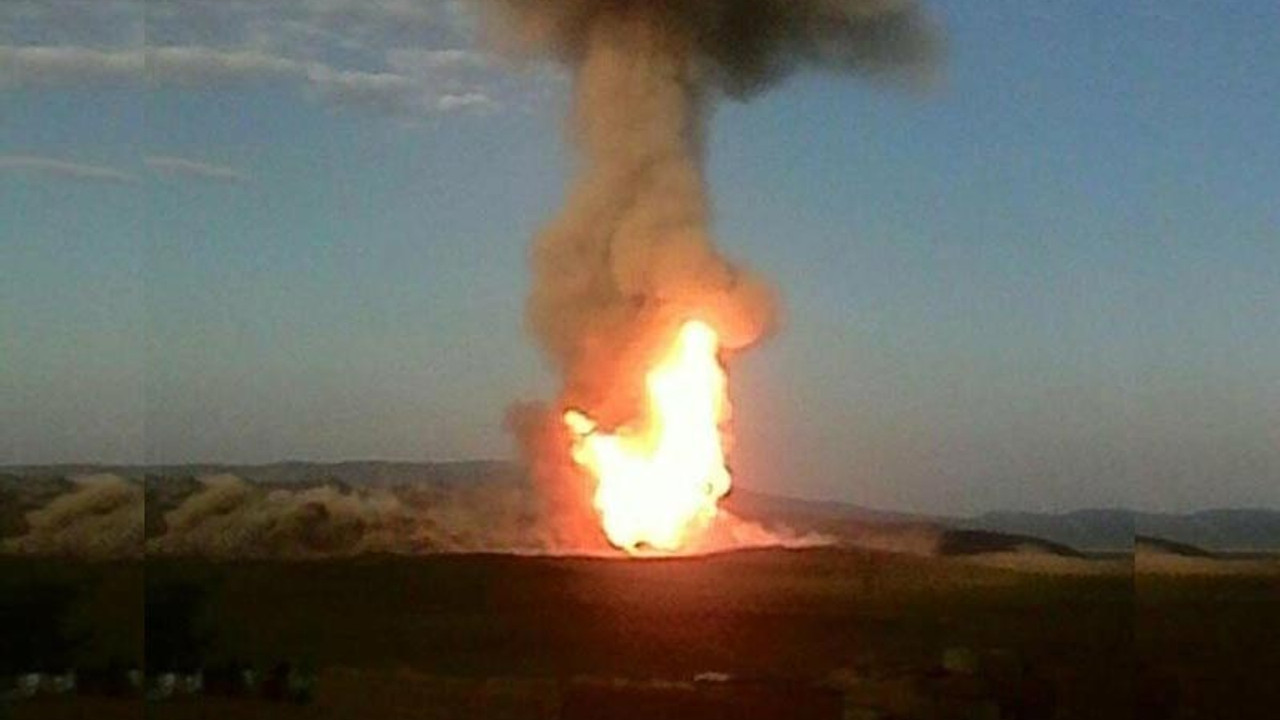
960,509,1135,552
1135,509,1280,553
962,508,1280,553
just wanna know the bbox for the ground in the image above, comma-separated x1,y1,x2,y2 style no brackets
2,549,1276,718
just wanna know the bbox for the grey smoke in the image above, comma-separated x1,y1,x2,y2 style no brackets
479,0,940,95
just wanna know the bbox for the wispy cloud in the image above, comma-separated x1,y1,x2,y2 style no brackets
304,64,423,115
145,156,249,183
388,48,491,73
0,42,499,117
0,46,142,88
0,154,253,185
0,155,137,184
436,91,498,113
146,46,301,86
0,1,513,118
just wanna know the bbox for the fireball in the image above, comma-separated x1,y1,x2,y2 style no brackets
564,320,731,553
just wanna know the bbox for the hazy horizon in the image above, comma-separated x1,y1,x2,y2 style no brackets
2,457,1276,519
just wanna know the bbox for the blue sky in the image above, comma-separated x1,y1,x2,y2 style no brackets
2,0,1277,514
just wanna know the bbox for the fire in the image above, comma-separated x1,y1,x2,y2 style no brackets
564,320,731,553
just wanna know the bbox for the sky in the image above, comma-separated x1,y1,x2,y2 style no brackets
1,0,1277,515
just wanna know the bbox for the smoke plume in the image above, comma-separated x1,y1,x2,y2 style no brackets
477,0,939,540
140,474,825,558
146,474,564,558
3,474,144,559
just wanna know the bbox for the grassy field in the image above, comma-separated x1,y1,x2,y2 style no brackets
1137,572,1280,717
3,549,1276,718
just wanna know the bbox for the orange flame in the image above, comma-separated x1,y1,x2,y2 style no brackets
564,320,731,554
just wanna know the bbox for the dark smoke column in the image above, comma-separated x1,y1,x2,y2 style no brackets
479,0,941,549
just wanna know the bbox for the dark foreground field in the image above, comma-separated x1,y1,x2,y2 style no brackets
4,549,1277,719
